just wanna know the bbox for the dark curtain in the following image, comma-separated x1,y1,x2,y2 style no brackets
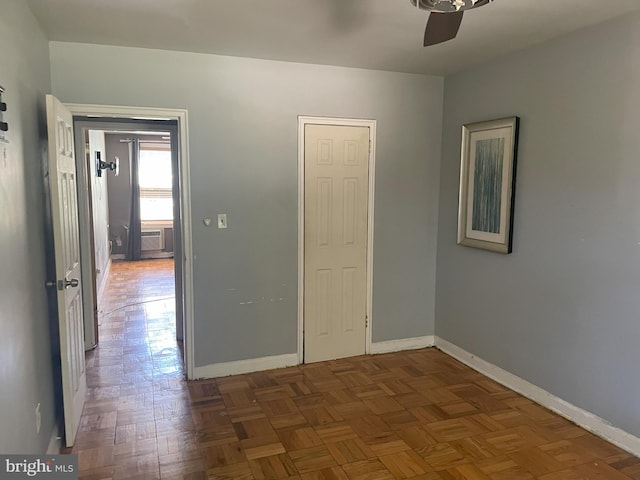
126,139,142,260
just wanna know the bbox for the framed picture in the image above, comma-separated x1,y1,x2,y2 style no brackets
457,116,520,254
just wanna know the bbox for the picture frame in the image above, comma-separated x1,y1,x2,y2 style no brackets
457,116,520,254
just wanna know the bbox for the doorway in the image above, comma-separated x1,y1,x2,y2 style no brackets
298,116,377,364
68,104,194,379
81,126,179,345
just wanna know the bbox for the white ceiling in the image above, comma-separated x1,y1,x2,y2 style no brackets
27,0,640,76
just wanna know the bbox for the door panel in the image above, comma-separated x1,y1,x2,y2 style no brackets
46,95,86,447
304,124,369,363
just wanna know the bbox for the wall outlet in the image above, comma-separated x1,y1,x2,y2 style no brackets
35,403,41,434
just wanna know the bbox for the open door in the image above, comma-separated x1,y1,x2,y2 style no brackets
46,94,87,447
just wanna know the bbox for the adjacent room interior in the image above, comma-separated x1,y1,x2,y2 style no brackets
74,122,181,350
2,0,640,478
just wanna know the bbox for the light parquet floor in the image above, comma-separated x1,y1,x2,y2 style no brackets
72,259,640,480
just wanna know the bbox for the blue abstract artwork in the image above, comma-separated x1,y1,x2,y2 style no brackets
471,138,504,233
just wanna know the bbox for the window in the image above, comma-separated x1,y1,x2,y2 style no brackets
139,146,173,221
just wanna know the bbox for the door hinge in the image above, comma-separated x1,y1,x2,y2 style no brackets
369,140,372,154
365,315,369,328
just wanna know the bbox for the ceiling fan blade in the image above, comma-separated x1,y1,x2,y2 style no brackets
424,11,464,47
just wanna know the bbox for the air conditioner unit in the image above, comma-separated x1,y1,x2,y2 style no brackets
141,229,164,251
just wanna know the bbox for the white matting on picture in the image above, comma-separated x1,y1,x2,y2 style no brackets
457,116,520,254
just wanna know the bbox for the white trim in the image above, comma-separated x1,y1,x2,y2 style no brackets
435,337,640,458
193,353,298,379
65,103,195,380
110,253,126,261
96,258,111,305
65,103,179,120
297,120,305,365
366,125,376,356
73,124,97,351
140,252,175,260
297,116,377,364
371,336,435,355
46,425,61,454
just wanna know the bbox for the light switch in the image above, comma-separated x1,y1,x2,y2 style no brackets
217,214,228,229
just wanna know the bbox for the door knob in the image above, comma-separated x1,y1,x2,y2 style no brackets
64,278,79,289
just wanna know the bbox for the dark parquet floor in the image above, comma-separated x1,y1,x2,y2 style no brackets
70,259,640,480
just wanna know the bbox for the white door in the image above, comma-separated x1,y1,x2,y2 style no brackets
46,95,87,447
304,124,370,363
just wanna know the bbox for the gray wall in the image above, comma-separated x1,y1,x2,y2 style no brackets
105,133,132,256
436,12,640,437
50,43,443,366
0,0,58,453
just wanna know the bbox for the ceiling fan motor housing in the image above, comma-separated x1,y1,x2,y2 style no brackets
411,0,492,12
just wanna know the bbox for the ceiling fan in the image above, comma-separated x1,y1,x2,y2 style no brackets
410,0,493,47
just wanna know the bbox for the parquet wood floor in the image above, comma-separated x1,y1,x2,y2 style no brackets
71,259,640,479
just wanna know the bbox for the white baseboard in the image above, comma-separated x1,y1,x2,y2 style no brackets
370,335,435,355
193,353,298,379
111,253,174,261
140,251,174,260
46,424,61,454
435,336,640,458
96,258,111,305
193,336,437,379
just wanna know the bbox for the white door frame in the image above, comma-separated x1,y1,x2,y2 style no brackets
297,116,377,364
72,126,100,351
65,103,195,380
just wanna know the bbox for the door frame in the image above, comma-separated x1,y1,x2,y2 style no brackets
65,103,196,380
73,122,180,350
297,116,377,364
73,127,100,350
